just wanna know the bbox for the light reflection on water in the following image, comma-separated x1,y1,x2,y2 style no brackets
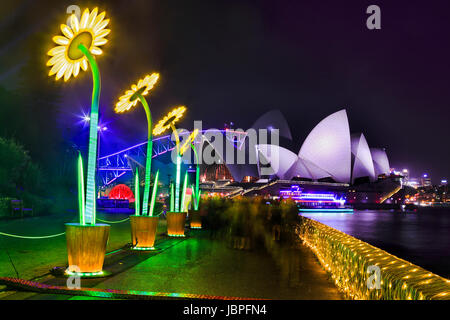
300,208,450,278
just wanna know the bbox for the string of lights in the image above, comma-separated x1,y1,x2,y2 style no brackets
0,277,263,300
96,217,130,224
0,231,66,240
297,216,450,300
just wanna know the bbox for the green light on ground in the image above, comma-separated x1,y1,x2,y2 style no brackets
170,183,174,212
77,152,86,225
132,247,156,251
149,170,159,216
135,170,140,216
180,172,188,212
175,155,181,212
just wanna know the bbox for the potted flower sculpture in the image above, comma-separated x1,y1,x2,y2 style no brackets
46,7,111,276
153,107,198,236
115,74,161,250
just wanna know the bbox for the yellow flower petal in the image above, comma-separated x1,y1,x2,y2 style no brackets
93,38,107,46
53,36,69,45
81,59,88,71
92,12,106,30
49,60,64,76
56,62,68,80
73,61,80,77
60,24,73,39
64,64,74,81
87,7,98,28
70,14,79,33
95,29,110,38
47,46,66,56
79,9,90,29
46,54,64,66
90,47,103,55
93,19,109,34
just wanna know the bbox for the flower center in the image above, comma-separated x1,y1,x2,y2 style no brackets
129,86,148,102
165,116,177,126
68,31,93,61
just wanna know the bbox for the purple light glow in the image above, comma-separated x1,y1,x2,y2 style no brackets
280,185,346,205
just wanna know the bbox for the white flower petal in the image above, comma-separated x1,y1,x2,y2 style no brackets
46,54,64,66
56,62,68,80
90,47,103,55
81,59,88,71
70,14,79,33
64,64,74,81
49,60,64,76
93,19,109,34
53,36,69,45
93,38,107,46
73,61,81,77
80,9,90,29
60,24,73,39
94,29,110,38
47,46,66,56
87,7,98,28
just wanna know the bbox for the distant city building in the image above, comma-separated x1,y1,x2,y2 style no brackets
440,179,448,186
420,174,432,188
402,169,409,185
407,178,420,188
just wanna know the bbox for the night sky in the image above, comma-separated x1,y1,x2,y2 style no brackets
0,0,449,183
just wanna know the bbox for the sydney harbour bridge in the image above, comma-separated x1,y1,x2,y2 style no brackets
96,129,251,187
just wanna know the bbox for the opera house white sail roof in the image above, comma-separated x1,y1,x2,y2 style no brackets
298,109,352,183
254,109,390,184
351,133,376,182
370,148,390,177
197,108,390,185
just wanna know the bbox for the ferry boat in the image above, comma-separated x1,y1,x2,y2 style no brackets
279,185,354,213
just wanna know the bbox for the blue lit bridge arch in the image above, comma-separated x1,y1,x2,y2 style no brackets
97,129,248,187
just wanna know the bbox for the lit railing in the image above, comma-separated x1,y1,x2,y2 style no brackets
296,216,450,300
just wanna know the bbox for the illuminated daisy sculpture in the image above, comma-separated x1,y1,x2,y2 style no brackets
179,129,201,212
46,7,110,276
179,129,199,156
47,7,110,226
153,106,188,213
115,73,159,216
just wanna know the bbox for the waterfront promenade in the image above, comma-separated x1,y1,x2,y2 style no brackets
0,213,342,300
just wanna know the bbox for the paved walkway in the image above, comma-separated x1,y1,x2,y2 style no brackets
83,232,343,299
1,218,343,300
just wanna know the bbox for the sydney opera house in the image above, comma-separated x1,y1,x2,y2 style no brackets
199,109,401,207
99,108,402,208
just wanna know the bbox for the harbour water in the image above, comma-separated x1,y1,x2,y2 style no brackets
301,208,450,279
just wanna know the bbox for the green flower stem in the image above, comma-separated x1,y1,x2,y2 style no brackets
174,155,181,212
170,124,181,212
170,183,174,212
134,170,140,216
77,152,85,225
137,93,153,216
191,143,200,210
149,170,159,216
180,172,188,212
78,44,100,225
